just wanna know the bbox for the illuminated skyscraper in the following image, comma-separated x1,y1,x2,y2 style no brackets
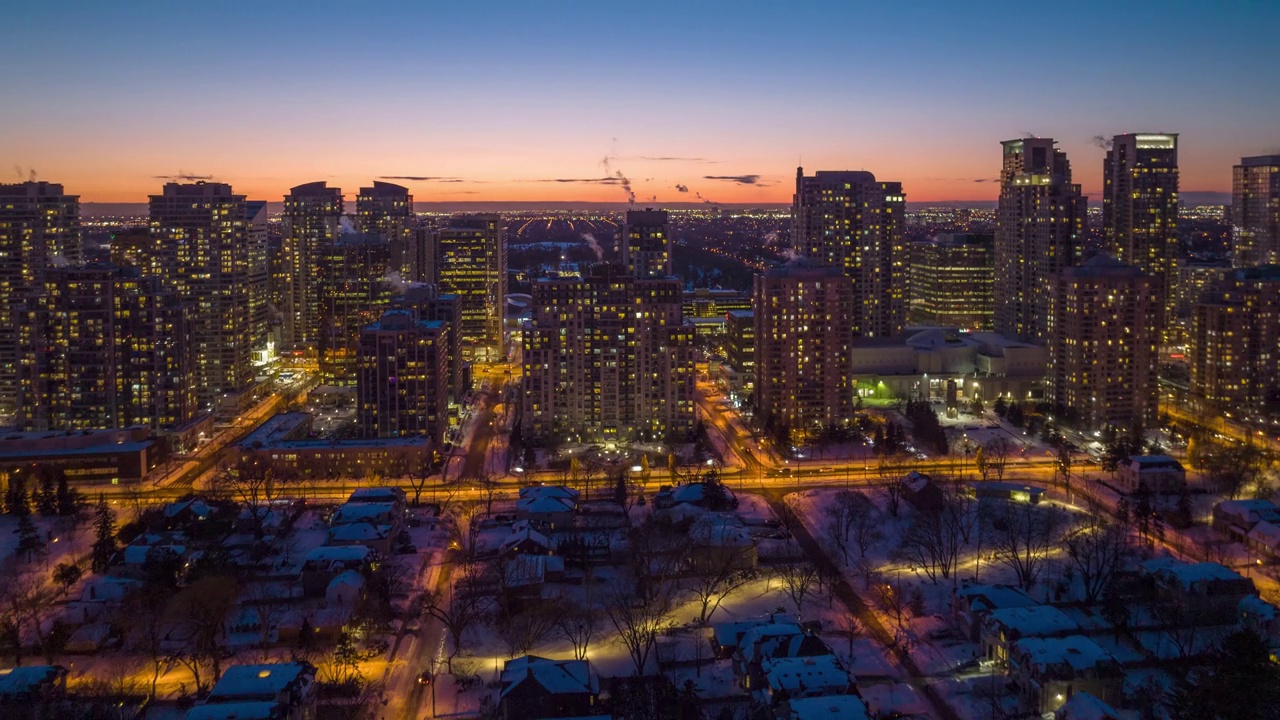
1103,133,1179,338
1232,155,1280,267
622,208,672,278
792,168,905,337
147,182,258,410
1188,265,1280,416
245,200,270,351
0,181,81,416
522,264,695,444
1046,254,1158,429
356,181,419,279
753,259,854,443
357,310,451,445
282,182,344,347
907,233,994,330
994,139,1086,344
18,264,196,432
430,215,507,363
318,234,395,385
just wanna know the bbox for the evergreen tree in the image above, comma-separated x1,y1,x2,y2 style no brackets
4,474,29,516
91,495,118,572
55,474,81,516
14,513,43,561
35,472,58,516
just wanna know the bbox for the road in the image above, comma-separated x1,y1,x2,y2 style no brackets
460,376,506,480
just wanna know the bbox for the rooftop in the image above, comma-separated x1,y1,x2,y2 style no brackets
500,656,598,698
207,663,313,703
784,695,870,720
1012,635,1116,674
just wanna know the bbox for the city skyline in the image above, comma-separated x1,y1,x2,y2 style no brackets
4,2,1278,204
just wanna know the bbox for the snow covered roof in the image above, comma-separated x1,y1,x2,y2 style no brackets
690,517,754,547
1011,635,1118,676
185,701,286,720
1240,594,1278,623
164,498,216,520
332,501,397,525
122,544,186,565
326,570,365,593
1248,521,1280,550
518,485,579,501
0,665,65,696
500,656,598,698
761,655,849,695
303,545,371,564
347,487,405,504
326,522,391,543
500,525,552,554
504,554,564,587
1140,558,1250,589
1054,691,1122,720
984,605,1078,638
784,694,870,720
738,623,805,656
208,663,314,703
955,583,1038,613
516,495,576,515
902,471,933,494
81,576,140,603
712,614,799,648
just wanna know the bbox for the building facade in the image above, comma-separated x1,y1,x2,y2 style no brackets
1046,254,1158,429
356,181,418,279
317,234,396,386
1188,265,1280,417
18,264,196,432
792,168,905,338
356,310,451,445
430,215,507,364
146,182,259,409
0,181,82,416
522,264,695,444
622,208,672,278
1233,155,1280,268
1103,133,1179,339
753,260,854,443
282,182,344,348
994,139,1086,344
908,233,994,330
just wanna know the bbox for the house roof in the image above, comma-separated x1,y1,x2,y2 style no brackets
500,525,552,554
208,663,313,702
1248,521,1280,549
1125,455,1183,471
761,655,848,694
500,656,598,698
1012,635,1116,674
1140,558,1249,588
785,694,870,720
955,583,1038,613
185,701,286,720
1054,691,1122,720
518,485,579,501
985,605,1078,637
326,522,391,543
326,570,365,594
332,502,397,525
0,665,65,696
517,495,576,515
303,546,371,564
712,614,799,648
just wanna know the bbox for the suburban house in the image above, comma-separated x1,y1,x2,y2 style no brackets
779,694,870,720
753,655,852,707
952,583,1038,642
901,471,945,514
0,665,68,719
1212,498,1280,539
499,522,556,557
192,662,317,720
981,605,1080,664
300,545,374,596
1008,635,1123,716
1138,558,1257,625
516,485,579,530
1115,455,1186,495
687,516,758,572
498,656,600,720
712,614,798,659
1054,691,1123,720
1247,521,1280,561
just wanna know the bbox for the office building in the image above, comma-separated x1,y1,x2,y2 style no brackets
1188,265,1280,416
1046,254,1158,429
621,208,672,278
356,181,418,279
430,215,507,363
0,181,82,415
908,233,994,330
753,259,854,443
282,181,344,347
792,168,906,337
357,310,451,445
1103,133,1180,338
318,234,396,386
1232,155,1280,267
522,264,695,444
146,182,258,409
725,310,755,379
994,139,1087,344
18,264,196,432
850,330,1046,405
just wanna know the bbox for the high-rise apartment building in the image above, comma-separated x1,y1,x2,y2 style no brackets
792,168,905,338
1232,155,1280,267
522,264,695,444
356,181,418,279
1188,265,1280,416
1103,133,1179,338
994,139,1086,344
393,284,463,402
245,200,270,351
318,234,396,385
282,182,344,347
18,264,196,432
0,181,82,415
753,259,854,443
1046,254,1158,429
357,310,451,445
907,233,994,330
621,208,672,278
725,310,755,382
430,215,507,364
146,182,257,409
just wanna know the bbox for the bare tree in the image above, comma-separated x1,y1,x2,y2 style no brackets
686,545,759,625
496,600,560,659
213,458,292,535
874,579,906,632
898,504,962,583
406,451,439,507
0,572,55,667
1064,514,1128,604
775,562,820,614
166,575,239,694
555,602,602,661
628,518,691,603
984,438,1012,482
985,501,1061,591
244,581,290,661
603,585,675,676
121,587,171,699
418,561,486,673
877,455,907,517
826,490,861,565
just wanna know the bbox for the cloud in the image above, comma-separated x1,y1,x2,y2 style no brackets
1090,135,1113,151
972,178,999,183
675,184,689,193
378,175,464,182
153,173,213,181
526,177,623,184
704,174,761,185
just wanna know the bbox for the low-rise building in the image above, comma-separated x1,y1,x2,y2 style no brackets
0,665,68,719
755,655,852,707
1213,498,1280,539
200,662,317,720
0,426,155,484
850,329,1046,404
981,605,1079,664
1115,455,1186,495
952,583,1038,642
779,694,870,720
232,412,428,480
498,656,599,720
1138,558,1257,625
1008,635,1122,716
516,485,579,530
